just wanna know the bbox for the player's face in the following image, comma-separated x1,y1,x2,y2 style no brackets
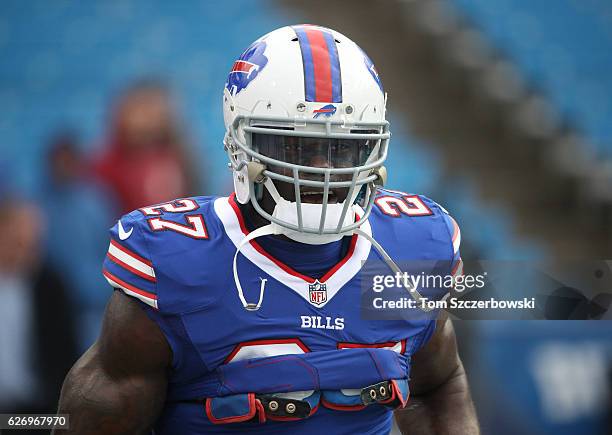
115,89,174,149
253,133,375,204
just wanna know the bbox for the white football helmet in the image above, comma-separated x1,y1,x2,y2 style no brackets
223,25,389,245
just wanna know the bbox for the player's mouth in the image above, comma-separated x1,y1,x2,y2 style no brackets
300,190,339,204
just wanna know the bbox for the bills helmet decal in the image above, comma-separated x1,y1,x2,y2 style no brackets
313,104,337,118
362,50,383,92
226,41,268,96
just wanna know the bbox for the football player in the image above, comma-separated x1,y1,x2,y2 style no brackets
55,25,479,434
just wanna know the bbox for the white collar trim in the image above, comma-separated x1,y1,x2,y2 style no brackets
214,196,372,307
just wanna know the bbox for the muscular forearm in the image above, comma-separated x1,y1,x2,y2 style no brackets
53,345,166,435
395,361,479,435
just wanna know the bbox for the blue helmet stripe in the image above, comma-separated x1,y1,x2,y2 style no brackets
322,30,342,103
293,25,317,102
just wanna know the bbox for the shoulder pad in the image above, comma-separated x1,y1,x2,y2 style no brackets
103,209,158,308
374,188,448,217
371,188,461,262
102,196,221,310
370,188,463,297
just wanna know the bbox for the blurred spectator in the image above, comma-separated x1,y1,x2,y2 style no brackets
0,195,77,416
92,79,199,214
40,130,117,351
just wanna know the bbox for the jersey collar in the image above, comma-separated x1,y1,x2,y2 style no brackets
214,194,372,307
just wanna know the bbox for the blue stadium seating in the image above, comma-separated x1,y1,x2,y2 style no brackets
452,0,612,157
387,119,546,259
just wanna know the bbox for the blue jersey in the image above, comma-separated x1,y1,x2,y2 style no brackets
102,189,461,435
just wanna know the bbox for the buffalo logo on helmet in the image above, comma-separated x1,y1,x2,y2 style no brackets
308,280,328,305
361,50,383,92
226,41,268,96
312,104,337,118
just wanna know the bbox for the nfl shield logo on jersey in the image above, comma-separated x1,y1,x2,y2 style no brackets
309,280,327,306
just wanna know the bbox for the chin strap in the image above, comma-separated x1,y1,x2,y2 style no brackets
263,178,282,202
352,228,435,313
232,224,277,311
232,224,434,312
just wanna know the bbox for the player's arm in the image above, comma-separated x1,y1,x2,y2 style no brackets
54,290,172,434
394,312,479,435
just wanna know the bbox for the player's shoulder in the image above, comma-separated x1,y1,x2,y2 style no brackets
372,187,455,223
122,195,219,226
370,187,460,257
103,195,228,313
115,195,225,244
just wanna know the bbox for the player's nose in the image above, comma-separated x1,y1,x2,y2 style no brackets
308,155,332,169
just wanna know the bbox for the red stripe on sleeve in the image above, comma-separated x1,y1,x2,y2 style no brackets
103,269,157,300
110,239,152,267
106,252,156,282
450,217,460,242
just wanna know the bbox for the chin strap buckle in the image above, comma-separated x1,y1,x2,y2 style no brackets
373,166,387,186
247,161,267,184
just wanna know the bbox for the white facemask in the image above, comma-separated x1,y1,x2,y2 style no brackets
262,177,356,244
271,197,355,245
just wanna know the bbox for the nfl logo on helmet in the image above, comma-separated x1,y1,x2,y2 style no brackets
308,280,328,305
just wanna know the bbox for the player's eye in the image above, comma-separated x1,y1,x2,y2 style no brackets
338,142,352,152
